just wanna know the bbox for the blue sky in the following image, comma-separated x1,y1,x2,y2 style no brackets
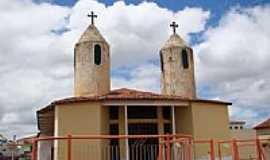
49,0,270,26
52,0,269,9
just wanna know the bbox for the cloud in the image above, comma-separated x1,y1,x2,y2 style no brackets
195,5,270,126
112,63,161,92
67,0,210,67
0,0,210,138
0,0,72,138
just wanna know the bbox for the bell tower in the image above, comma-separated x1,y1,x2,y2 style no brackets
160,21,196,98
74,11,110,96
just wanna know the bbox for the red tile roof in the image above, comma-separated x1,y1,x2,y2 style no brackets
254,118,270,130
52,88,189,105
49,88,231,105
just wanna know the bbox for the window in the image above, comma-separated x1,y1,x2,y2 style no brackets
74,48,76,67
160,51,164,72
182,49,189,69
234,126,238,130
94,44,102,65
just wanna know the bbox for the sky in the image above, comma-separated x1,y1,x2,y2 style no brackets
0,0,270,138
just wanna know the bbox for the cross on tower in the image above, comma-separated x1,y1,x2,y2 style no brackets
170,21,179,34
88,11,98,25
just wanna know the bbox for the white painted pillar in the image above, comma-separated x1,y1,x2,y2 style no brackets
172,106,176,135
124,105,129,160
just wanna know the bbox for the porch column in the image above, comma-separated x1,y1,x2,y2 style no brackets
124,105,129,160
119,105,129,160
119,106,126,159
172,106,176,135
172,106,178,160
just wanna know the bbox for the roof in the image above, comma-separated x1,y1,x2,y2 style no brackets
45,88,231,106
51,88,187,105
38,88,231,114
77,24,108,44
161,34,188,50
254,118,270,130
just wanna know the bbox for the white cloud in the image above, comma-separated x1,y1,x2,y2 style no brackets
195,5,270,126
2,113,19,124
0,0,210,138
0,0,72,138
112,63,161,92
67,0,210,67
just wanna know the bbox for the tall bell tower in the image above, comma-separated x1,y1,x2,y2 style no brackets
74,11,110,96
160,22,196,98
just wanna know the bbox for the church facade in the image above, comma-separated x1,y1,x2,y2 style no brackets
37,13,231,160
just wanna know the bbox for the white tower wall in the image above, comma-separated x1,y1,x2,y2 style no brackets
160,34,196,98
74,25,110,96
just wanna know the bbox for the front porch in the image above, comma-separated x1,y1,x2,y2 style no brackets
37,100,191,160
107,104,180,160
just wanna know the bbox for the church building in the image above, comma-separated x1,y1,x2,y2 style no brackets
36,12,231,160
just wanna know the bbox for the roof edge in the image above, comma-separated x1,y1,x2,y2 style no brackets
36,88,232,110
191,99,232,105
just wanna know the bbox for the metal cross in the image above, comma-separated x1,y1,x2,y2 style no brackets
170,21,179,34
88,11,98,25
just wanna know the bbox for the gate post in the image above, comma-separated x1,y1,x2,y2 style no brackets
67,134,72,160
158,139,163,160
231,139,239,160
210,139,215,160
187,138,193,160
165,136,171,160
217,142,222,160
256,138,266,160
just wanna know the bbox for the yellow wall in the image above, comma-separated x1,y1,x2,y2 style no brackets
53,101,231,159
54,102,109,160
191,102,230,140
190,102,231,158
175,106,194,135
